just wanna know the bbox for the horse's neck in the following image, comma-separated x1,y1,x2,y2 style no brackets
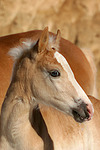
0,82,43,150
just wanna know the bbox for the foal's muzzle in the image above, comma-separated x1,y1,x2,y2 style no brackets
72,102,92,123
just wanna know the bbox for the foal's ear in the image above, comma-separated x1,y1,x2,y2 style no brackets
51,29,61,50
38,27,49,53
55,30,61,44
55,29,61,49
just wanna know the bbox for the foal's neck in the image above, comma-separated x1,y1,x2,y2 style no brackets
0,81,42,150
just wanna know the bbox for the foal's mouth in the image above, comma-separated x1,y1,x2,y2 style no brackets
72,102,93,123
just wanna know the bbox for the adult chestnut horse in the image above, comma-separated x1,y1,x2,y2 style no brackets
0,27,100,150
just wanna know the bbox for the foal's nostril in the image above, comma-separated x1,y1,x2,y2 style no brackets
72,110,85,122
72,102,90,123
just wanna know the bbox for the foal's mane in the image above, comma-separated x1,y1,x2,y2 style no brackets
8,34,59,60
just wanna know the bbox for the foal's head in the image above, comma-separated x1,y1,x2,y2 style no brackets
9,27,94,123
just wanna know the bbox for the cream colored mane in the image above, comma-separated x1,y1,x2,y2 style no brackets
9,34,59,60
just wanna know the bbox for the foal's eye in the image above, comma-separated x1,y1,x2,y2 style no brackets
49,70,60,77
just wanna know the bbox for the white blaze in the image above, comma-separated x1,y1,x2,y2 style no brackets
54,51,94,110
